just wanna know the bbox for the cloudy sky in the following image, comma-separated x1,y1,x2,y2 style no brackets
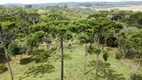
0,0,141,4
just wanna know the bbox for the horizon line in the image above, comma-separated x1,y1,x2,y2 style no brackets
1,1,142,5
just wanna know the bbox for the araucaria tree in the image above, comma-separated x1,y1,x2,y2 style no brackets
56,21,73,80
0,22,17,80
47,14,72,80
87,45,101,80
79,34,91,75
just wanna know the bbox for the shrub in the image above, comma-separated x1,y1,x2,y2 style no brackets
35,47,57,63
103,51,109,62
35,51,51,63
115,52,121,59
8,43,20,55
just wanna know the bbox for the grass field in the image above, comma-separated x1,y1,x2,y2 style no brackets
96,5,142,11
0,44,142,80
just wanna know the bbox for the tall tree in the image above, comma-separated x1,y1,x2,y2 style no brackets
87,45,101,80
79,34,91,75
32,13,72,80
0,22,17,80
129,29,142,80
57,21,72,80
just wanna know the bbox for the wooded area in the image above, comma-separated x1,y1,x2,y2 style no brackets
0,4,142,80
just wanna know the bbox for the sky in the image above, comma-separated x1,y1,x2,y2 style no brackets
0,0,141,4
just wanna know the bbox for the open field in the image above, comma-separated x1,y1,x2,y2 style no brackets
0,44,141,80
96,5,142,11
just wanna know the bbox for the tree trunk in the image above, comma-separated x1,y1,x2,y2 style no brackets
137,53,141,70
122,50,128,59
4,47,14,80
135,52,141,70
120,47,125,56
104,61,107,78
102,44,105,50
32,20,35,25
21,54,22,60
14,55,17,65
130,63,137,80
130,53,139,80
84,44,87,75
61,37,64,80
45,41,49,50
94,34,97,46
97,38,100,47
130,72,134,80
104,61,106,70
95,54,99,80
137,59,141,70
45,41,51,50
104,37,107,45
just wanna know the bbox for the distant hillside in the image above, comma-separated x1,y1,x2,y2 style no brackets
2,3,25,7
2,1,142,8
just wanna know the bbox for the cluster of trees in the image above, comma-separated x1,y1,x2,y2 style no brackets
0,5,142,80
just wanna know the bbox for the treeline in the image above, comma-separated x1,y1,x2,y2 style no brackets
0,5,142,80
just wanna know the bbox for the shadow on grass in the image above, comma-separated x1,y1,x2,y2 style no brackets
56,54,72,60
20,57,34,65
19,64,55,80
0,64,8,74
0,54,11,74
132,74,142,80
87,60,126,80
0,54,11,63
124,51,136,59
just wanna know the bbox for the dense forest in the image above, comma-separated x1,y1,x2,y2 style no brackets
0,3,142,80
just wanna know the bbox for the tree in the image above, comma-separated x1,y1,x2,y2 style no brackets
89,19,113,47
117,29,131,58
0,22,17,80
87,45,101,80
25,30,44,54
30,13,71,80
28,12,40,25
128,12,142,28
19,44,26,60
117,27,138,59
40,20,73,80
57,21,73,80
88,17,123,48
36,16,72,80
79,34,91,75
94,48,101,80
70,19,91,75
46,13,73,80
129,29,142,80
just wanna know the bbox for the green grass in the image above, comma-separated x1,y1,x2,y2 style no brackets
0,44,142,80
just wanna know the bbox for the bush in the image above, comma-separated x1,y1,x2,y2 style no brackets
115,52,121,59
103,51,109,62
35,47,57,63
64,31,73,40
8,43,20,55
79,34,90,44
35,51,51,63
19,45,26,54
